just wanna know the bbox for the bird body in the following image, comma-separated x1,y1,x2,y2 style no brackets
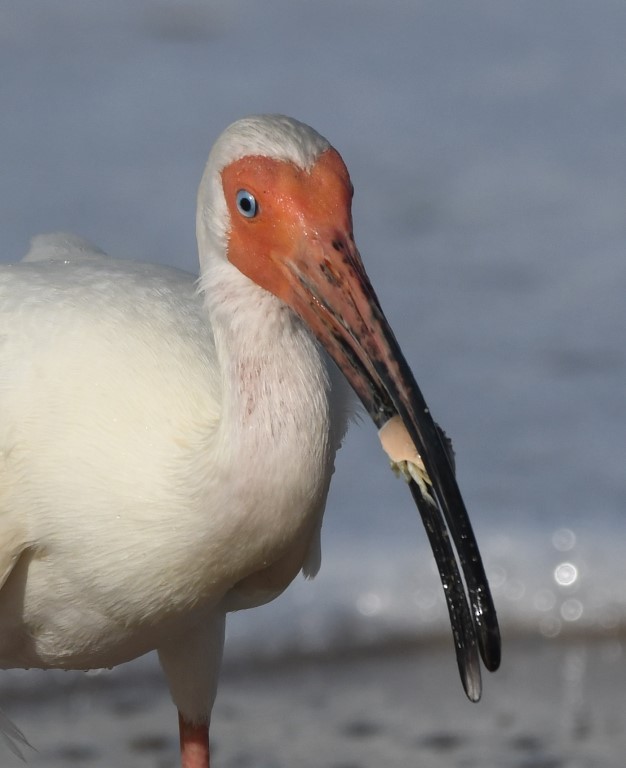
0,116,499,766
0,237,346,676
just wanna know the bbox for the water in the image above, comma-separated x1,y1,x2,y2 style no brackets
1,0,625,671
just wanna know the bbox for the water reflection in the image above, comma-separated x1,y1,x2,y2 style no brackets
554,562,578,587
484,527,596,639
552,528,577,552
561,598,584,622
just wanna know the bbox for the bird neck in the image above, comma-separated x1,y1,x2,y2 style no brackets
199,260,333,472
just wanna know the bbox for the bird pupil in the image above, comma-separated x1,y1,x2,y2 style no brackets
241,198,251,211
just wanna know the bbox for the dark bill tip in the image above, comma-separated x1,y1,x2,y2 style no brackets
408,479,482,702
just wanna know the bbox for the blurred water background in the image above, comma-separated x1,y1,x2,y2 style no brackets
1,0,624,682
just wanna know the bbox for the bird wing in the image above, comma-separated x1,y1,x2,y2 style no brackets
22,232,108,263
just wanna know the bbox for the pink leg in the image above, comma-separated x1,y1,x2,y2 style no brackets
179,711,210,768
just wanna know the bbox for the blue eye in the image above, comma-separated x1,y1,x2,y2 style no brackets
236,189,258,218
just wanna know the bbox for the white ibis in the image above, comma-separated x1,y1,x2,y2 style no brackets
0,115,499,767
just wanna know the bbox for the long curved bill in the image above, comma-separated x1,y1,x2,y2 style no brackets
286,233,501,701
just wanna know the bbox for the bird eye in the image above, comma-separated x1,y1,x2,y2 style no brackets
236,190,258,218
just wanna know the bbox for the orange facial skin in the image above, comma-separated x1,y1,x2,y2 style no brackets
221,148,355,305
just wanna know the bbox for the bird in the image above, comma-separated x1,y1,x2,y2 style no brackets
0,115,500,767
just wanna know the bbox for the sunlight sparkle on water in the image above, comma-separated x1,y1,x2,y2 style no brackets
560,598,584,622
551,528,577,552
356,592,382,617
554,562,578,587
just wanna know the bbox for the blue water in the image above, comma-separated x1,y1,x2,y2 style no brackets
1,0,625,664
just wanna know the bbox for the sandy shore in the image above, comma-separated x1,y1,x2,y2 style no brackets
2,636,626,767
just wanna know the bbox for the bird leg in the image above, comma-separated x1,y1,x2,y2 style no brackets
179,711,210,768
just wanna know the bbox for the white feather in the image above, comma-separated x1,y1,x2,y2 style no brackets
0,115,352,727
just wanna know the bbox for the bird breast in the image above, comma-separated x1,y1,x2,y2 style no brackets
196,286,340,610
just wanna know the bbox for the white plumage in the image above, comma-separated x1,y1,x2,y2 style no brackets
0,234,348,668
0,115,499,767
